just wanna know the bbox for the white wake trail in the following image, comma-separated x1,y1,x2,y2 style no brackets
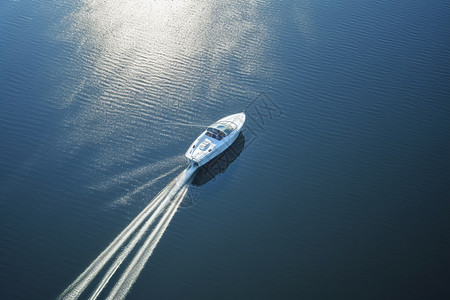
88,182,177,299
109,165,181,207
58,181,172,299
107,186,189,300
58,166,197,300
93,156,185,191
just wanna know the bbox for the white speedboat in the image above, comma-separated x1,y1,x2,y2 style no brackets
185,112,246,167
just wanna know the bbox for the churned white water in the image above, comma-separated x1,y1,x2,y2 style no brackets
58,166,197,300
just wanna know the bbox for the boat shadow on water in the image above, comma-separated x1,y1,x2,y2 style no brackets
192,132,245,187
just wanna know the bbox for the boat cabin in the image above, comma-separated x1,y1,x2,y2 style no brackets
206,121,236,140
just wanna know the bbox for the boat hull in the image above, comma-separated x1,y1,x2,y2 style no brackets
185,112,245,167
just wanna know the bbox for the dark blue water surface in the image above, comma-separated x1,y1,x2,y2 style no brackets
1,0,449,299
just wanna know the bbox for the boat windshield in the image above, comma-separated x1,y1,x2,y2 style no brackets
206,122,236,140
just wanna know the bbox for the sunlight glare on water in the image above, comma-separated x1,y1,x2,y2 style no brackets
55,0,270,171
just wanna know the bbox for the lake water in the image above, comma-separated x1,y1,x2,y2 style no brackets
1,0,449,299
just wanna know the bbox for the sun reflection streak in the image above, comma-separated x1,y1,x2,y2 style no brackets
56,0,269,169
71,0,212,64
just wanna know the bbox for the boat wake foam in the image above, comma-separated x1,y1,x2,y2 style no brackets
58,166,197,300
